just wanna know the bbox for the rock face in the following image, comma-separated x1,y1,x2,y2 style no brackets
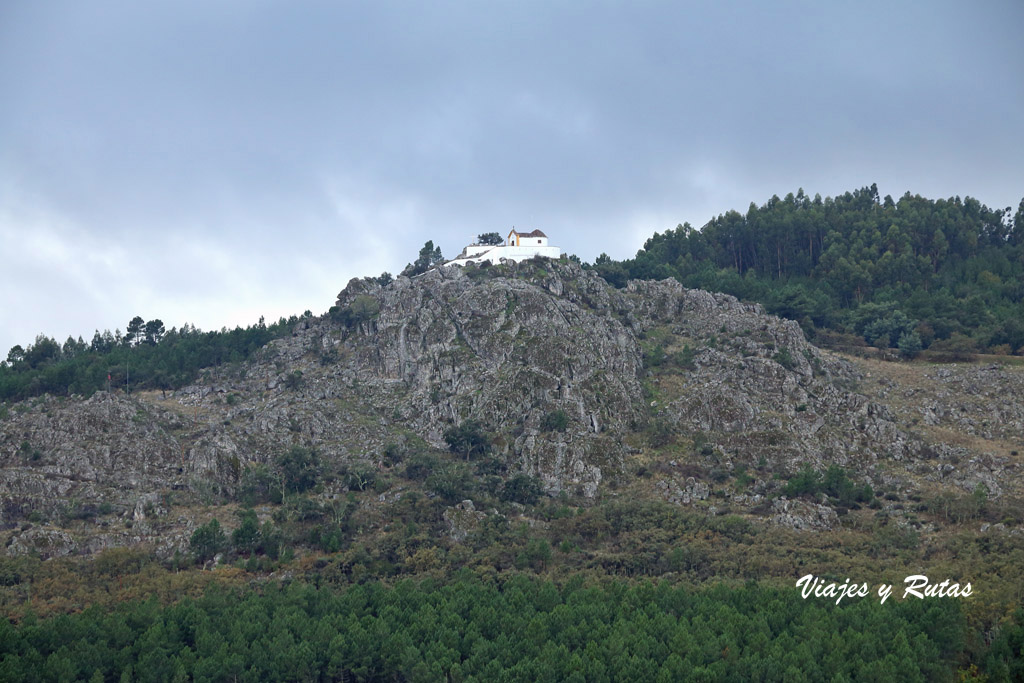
623,277,898,475
442,500,488,542
331,264,646,496
917,365,1024,441
1,259,1021,554
657,477,710,505
771,498,839,531
0,392,185,527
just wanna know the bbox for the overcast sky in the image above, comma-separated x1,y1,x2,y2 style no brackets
2,1,1022,356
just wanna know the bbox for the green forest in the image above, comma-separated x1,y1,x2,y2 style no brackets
0,315,297,402
593,185,1024,357
4,573,1020,682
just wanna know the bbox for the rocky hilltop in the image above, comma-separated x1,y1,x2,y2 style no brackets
1,259,1022,558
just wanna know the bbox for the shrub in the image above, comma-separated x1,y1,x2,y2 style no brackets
444,420,490,461
404,453,439,481
783,464,870,505
515,538,552,571
500,474,544,505
898,330,923,359
259,522,282,559
928,333,978,362
239,463,279,505
283,371,304,391
330,295,381,329
427,462,471,503
275,446,322,494
383,442,406,466
643,345,667,368
674,345,696,370
645,418,675,448
772,348,796,370
783,465,821,498
232,509,261,556
340,465,377,492
540,409,569,432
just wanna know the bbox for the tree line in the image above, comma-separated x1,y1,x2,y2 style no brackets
592,185,1024,356
0,315,298,401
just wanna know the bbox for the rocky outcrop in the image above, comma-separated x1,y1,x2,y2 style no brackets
329,264,646,495
2,259,1022,555
771,498,839,531
442,500,488,542
0,392,186,528
918,365,1024,441
656,477,710,505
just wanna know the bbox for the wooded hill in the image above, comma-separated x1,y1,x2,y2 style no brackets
592,185,1024,356
4,185,1022,403
2,248,1023,679
0,316,297,402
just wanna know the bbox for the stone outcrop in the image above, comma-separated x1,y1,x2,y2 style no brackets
770,498,839,531
442,500,488,542
1,259,1021,555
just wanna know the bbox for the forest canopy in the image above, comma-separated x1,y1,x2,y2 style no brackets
0,315,297,402
0,574,995,682
593,185,1024,355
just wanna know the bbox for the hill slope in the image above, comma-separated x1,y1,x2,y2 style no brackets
2,259,1021,563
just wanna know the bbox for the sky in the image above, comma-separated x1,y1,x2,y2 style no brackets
2,0,1023,356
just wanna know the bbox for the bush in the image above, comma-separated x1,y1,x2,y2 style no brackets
335,295,380,329
928,334,978,362
674,345,696,370
239,463,279,505
783,465,821,498
443,420,490,461
232,510,261,556
646,417,675,448
426,462,471,503
515,538,552,571
383,442,406,466
772,348,796,370
340,465,377,492
783,464,870,505
404,453,439,481
275,446,322,494
540,409,569,432
898,330,923,359
643,344,667,368
500,474,544,505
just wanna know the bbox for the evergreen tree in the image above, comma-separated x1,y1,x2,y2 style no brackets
189,519,226,564
402,241,445,277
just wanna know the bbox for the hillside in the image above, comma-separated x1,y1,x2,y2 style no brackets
1,258,1023,678
595,185,1024,356
1,259,1020,556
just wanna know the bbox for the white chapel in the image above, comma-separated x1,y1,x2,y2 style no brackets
447,229,561,266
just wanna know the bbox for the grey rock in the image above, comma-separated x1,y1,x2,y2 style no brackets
771,498,839,531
